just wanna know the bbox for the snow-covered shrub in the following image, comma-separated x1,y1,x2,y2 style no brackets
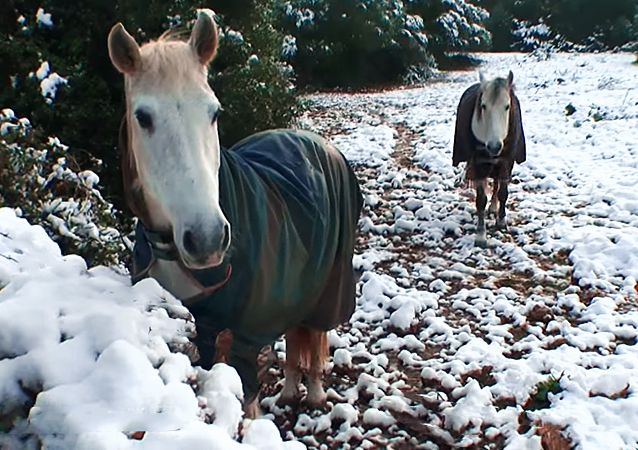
207,2,298,146
481,0,638,52
280,0,432,87
405,0,491,58
511,19,563,53
0,110,127,267
511,19,608,54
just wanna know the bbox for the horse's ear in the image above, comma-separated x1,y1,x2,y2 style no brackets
478,71,487,85
507,71,514,88
108,23,140,75
189,13,218,65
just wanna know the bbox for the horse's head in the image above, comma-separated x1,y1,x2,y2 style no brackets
109,14,230,269
472,71,514,157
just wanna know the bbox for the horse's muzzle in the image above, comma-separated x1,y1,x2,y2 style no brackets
486,141,503,157
180,220,231,269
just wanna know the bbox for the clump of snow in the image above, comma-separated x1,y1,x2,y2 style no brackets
36,8,53,27
281,35,297,59
35,61,50,80
332,125,396,167
40,72,68,102
362,408,396,428
0,208,302,449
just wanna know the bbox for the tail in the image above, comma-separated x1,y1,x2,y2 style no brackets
285,327,328,370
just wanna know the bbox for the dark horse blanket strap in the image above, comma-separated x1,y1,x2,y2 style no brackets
131,129,363,398
453,83,526,180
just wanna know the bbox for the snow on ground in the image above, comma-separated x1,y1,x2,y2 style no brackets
0,209,302,449
2,52,638,449
274,52,638,449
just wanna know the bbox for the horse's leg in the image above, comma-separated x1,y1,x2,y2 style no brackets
278,328,303,405
305,329,328,407
496,178,509,229
475,178,488,247
244,396,260,419
228,335,262,418
488,178,499,219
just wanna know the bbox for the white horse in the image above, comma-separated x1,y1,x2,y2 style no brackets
453,71,526,246
108,15,362,417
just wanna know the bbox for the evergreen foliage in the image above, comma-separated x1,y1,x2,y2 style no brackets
480,0,638,51
280,0,490,88
0,109,127,267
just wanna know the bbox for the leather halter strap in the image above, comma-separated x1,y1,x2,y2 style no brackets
142,227,180,261
137,223,233,300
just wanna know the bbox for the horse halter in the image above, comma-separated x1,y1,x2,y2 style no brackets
142,226,180,261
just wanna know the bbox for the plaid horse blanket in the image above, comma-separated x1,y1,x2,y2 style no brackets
132,129,362,395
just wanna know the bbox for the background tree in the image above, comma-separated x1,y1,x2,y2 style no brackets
280,0,490,88
478,0,638,51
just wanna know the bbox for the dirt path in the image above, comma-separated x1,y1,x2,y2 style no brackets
254,59,638,448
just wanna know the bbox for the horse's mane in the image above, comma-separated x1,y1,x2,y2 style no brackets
157,27,189,42
134,28,206,83
480,77,513,103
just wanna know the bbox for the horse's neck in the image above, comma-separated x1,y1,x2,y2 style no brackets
218,147,248,229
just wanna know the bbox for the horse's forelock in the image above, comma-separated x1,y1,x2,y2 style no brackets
475,77,513,119
125,37,207,92
483,78,511,104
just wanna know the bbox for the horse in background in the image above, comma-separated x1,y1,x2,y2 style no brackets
108,14,362,417
452,71,526,247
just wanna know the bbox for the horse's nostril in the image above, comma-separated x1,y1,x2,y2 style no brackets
182,230,198,256
221,223,231,249
488,142,502,153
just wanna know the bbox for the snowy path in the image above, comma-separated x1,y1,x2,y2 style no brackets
1,52,638,450
268,52,638,449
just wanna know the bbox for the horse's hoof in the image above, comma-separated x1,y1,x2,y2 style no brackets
243,396,261,419
475,235,487,248
304,391,328,409
276,392,302,407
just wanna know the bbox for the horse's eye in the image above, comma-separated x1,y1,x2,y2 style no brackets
481,104,487,110
135,110,153,130
505,104,510,111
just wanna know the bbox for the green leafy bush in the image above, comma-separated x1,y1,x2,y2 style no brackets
280,0,489,88
0,109,128,267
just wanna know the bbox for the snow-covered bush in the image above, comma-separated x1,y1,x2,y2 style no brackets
0,109,127,267
281,0,490,88
208,2,298,146
510,19,569,53
405,0,491,58
281,0,431,87
481,0,638,52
